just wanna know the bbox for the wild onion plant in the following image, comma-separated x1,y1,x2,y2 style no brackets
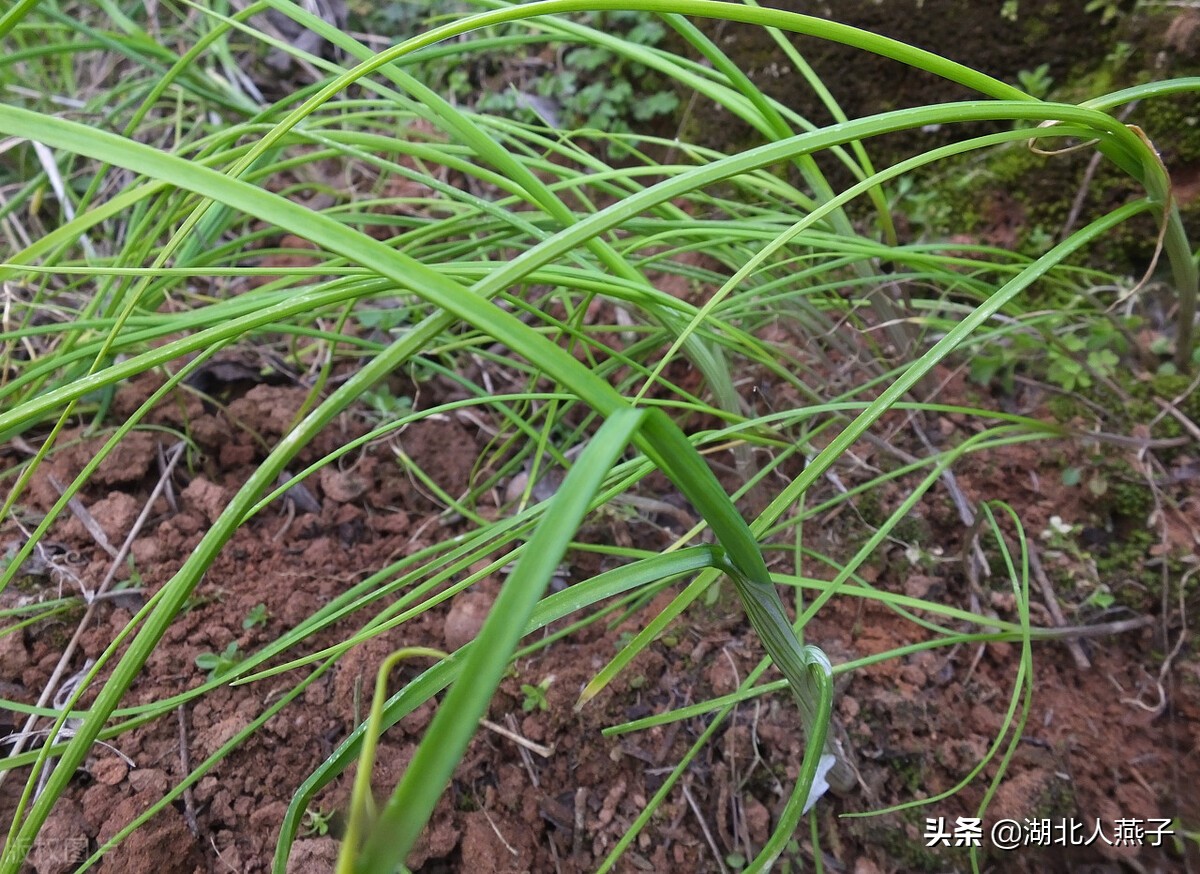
0,1,1195,872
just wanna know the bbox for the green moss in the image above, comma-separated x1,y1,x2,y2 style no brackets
1148,373,1200,422
40,610,85,651
1044,363,1199,451
1114,372,1200,446
1029,375,1188,603
854,487,886,528
891,513,933,546
880,838,953,871
983,142,1045,187
11,574,42,593
1107,479,1153,519
890,753,927,795
852,809,957,871
1030,773,1076,818
888,10,1200,271
912,140,1086,264
1133,94,1200,164
1045,394,1081,422
1023,17,1051,43
1093,528,1155,592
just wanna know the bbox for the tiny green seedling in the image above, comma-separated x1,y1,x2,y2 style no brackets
361,386,413,422
1017,63,1054,99
1084,585,1115,610
195,642,242,680
1085,0,1124,25
970,321,1127,395
123,555,143,588
1169,819,1200,855
303,806,332,837
242,603,268,630
520,676,553,713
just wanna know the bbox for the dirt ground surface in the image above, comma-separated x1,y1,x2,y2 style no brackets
1,350,1198,874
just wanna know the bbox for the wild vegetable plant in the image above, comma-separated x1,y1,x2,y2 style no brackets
0,1,1195,873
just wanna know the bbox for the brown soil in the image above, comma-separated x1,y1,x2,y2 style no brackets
1,351,1198,874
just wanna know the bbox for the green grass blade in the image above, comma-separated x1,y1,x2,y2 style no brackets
354,408,647,870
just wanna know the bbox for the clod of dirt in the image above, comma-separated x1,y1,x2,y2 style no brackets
92,431,160,487
902,573,937,599
93,792,202,873
285,836,339,874
394,417,479,511
62,491,139,549
88,756,129,786
32,798,91,874
181,477,227,525
127,769,170,796
0,628,28,676
853,857,884,874
742,794,770,847
227,385,311,439
703,654,741,696
319,467,369,504
460,809,535,873
406,812,459,869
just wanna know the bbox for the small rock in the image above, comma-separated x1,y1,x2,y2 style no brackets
443,591,493,651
